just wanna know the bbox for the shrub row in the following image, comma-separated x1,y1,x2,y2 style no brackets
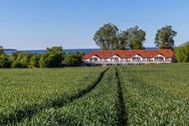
0,47,84,68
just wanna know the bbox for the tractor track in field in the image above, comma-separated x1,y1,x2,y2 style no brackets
115,67,128,126
0,68,109,125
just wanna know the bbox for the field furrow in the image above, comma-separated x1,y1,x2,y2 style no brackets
115,67,128,126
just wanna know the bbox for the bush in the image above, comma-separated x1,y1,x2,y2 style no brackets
39,47,64,68
39,56,47,68
0,55,11,68
29,54,40,68
0,49,11,68
20,57,29,68
11,61,23,68
174,42,189,62
9,52,31,68
63,52,84,66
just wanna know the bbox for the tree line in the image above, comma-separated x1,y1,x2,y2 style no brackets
94,23,177,50
0,47,84,68
94,23,189,62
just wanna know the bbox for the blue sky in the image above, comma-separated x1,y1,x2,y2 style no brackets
0,0,189,50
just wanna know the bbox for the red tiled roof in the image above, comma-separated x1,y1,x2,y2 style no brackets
83,49,174,60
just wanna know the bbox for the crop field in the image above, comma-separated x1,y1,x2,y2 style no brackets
1,64,189,125
119,64,189,125
0,67,106,125
19,68,124,126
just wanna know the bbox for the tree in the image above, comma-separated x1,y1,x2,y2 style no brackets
29,54,40,68
11,61,23,68
110,32,129,50
94,24,146,50
125,26,146,50
9,52,31,68
63,52,84,66
0,53,11,68
39,56,47,68
20,56,29,68
118,31,129,49
174,42,189,62
39,46,64,68
93,23,119,50
9,52,18,63
0,46,11,68
0,46,4,55
0,58,10,68
155,25,177,49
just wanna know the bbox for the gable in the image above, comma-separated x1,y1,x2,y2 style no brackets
154,54,165,58
132,54,143,59
109,55,121,59
89,55,100,60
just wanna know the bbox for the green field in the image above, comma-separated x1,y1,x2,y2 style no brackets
0,67,106,125
1,64,189,125
119,64,189,125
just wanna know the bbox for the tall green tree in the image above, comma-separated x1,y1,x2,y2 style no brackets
93,23,119,50
125,26,146,50
94,23,130,50
155,25,177,49
113,32,129,50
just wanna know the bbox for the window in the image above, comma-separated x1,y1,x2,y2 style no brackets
132,57,141,62
90,57,99,62
154,56,164,61
111,57,119,62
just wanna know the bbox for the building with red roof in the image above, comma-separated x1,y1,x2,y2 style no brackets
83,49,174,65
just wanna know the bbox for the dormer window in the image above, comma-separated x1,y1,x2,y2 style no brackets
110,55,120,62
89,56,99,62
132,57,140,60
111,57,119,62
132,55,142,62
154,55,165,61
